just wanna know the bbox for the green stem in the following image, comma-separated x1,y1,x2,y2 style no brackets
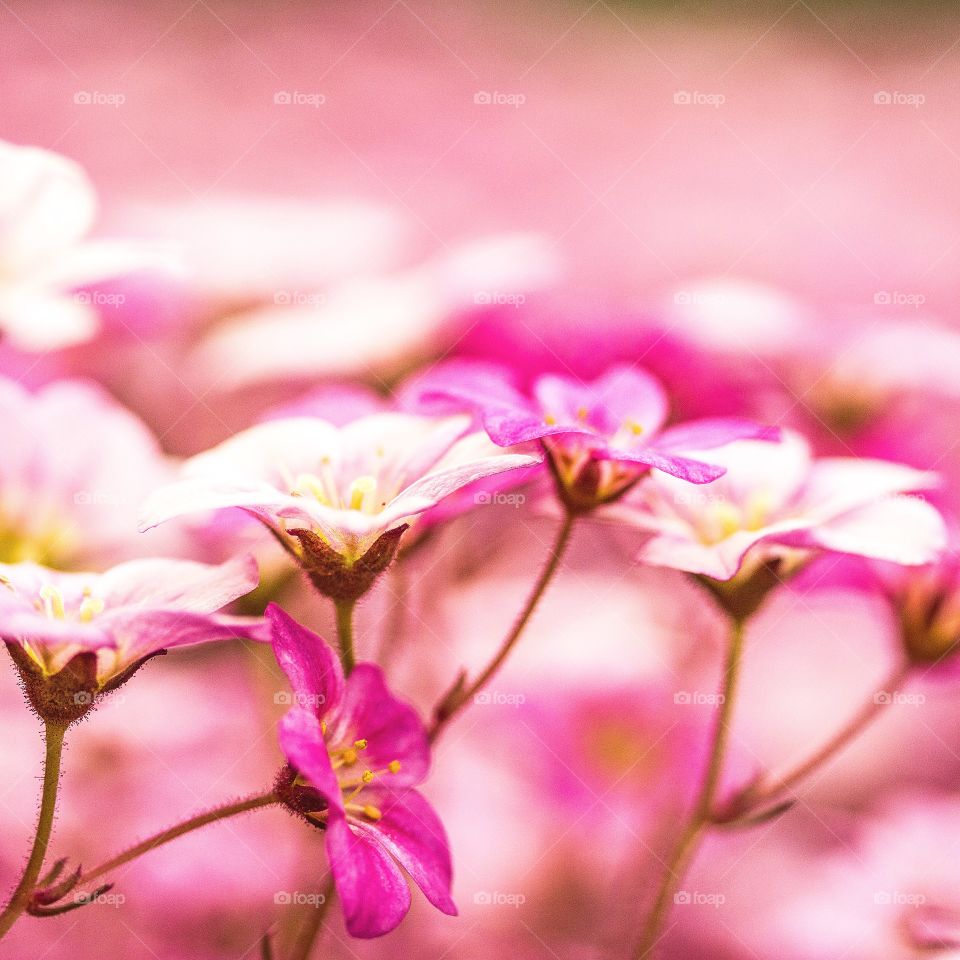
287,875,335,960
0,723,66,939
74,790,278,891
430,511,576,740
334,599,357,676
633,617,747,959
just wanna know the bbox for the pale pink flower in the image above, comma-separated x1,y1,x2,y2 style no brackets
0,141,153,350
140,413,539,562
615,431,946,580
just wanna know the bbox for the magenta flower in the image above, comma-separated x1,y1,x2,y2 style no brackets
415,361,777,510
268,604,456,937
1,555,263,723
615,431,947,581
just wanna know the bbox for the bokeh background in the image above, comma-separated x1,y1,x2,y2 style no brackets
3,1,960,958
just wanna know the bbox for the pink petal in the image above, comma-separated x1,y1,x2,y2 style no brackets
608,447,726,484
353,786,456,917
277,707,344,813
326,814,412,938
657,417,781,452
103,610,266,662
98,555,260,612
326,664,430,787
267,604,344,716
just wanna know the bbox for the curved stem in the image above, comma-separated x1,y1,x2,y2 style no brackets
72,790,278,892
334,599,357,676
743,660,912,811
430,511,576,741
633,617,747,959
0,723,66,939
287,875,335,960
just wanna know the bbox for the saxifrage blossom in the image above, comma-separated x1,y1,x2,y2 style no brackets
414,361,777,510
615,431,946,582
0,140,152,351
1,555,263,724
268,604,456,937
139,412,538,597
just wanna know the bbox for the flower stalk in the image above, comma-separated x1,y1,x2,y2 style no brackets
0,723,67,939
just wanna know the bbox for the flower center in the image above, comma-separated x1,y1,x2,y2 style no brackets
312,724,402,822
291,471,384,515
36,584,104,622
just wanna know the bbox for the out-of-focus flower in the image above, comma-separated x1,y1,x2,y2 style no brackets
139,413,538,598
1,554,262,724
417,361,777,511
0,141,156,351
268,604,456,938
0,377,184,568
616,431,946,583
190,233,556,390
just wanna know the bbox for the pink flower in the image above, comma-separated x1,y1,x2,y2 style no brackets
139,413,539,565
616,431,947,581
1,555,262,723
415,361,776,510
0,141,154,351
268,604,456,938
0,377,184,568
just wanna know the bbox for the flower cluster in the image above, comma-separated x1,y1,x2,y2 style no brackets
0,138,957,960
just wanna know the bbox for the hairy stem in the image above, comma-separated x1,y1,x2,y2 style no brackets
334,599,357,676
431,511,575,740
69,791,278,893
0,723,66,939
633,617,746,959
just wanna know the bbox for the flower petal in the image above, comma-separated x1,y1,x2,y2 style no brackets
325,814,411,938
97,555,259,612
277,707,344,813
267,604,344,716
607,447,726,484
352,786,456,917
326,664,430,787
657,417,781,452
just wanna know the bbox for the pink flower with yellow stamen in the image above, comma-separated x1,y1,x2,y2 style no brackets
268,605,456,938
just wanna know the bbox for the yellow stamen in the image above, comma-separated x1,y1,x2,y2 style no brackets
348,475,377,512
625,419,644,436
39,585,65,620
544,413,557,426
341,748,358,766
321,720,327,735
576,406,589,420
388,760,401,774
361,770,374,784
293,473,330,505
79,596,104,623
354,738,368,750
361,804,382,821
